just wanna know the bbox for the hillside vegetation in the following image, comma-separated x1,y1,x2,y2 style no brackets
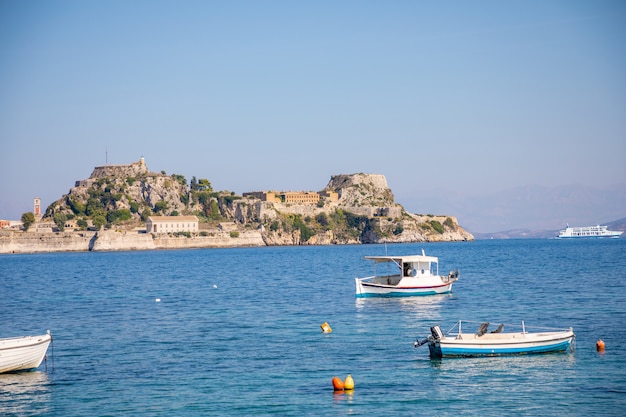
41,159,473,244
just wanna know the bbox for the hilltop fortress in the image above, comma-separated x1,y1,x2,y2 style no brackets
236,174,404,233
0,159,473,253
75,157,149,185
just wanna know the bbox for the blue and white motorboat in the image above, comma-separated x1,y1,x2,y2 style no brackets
415,321,575,358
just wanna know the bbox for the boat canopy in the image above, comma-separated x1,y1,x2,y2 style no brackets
364,255,438,264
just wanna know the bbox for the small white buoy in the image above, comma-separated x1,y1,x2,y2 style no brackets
213,284,218,289
155,298,161,302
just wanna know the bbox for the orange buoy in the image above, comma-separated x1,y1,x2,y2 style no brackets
344,374,354,390
596,339,605,352
321,322,332,333
332,376,344,391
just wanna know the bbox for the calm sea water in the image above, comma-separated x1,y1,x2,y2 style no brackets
1,239,625,416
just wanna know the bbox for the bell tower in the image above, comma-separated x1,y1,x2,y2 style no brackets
34,197,43,221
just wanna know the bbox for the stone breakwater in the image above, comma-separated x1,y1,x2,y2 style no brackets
0,230,265,254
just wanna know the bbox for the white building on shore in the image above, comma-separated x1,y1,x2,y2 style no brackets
146,216,198,234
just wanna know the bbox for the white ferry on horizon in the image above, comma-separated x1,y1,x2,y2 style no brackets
557,224,623,239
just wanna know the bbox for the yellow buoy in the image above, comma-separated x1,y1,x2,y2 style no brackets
321,322,332,333
344,374,354,390
596,339,605,352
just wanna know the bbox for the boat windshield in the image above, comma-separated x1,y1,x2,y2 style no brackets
365,255,439,277
406,259,438,276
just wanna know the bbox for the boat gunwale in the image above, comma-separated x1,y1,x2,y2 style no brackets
0,334,51,352
440,331,575,347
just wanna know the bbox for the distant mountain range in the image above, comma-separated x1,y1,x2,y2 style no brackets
472,217,626,240
400,183,626,237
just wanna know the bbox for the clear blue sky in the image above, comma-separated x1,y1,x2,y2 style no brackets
1,1,625,232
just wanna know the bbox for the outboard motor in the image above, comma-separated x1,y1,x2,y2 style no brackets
430,325,443,340
415,325,443,348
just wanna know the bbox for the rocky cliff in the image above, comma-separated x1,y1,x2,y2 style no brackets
3,160,473,253
55,158,190,222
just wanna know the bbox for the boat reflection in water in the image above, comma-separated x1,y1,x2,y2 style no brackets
355,292,452,315
0,371,51,415
355,294,453,336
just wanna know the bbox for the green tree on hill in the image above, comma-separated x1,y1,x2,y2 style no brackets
140,208,152,221
92,215,106,230
198,179,212,192
21,212,36,231
67,196,86,215
54,212,67,231
154,201,168,213
77,218,88,230
171,174,186,186
430,220,444,234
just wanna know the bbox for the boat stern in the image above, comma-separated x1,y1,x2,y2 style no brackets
444,270,460,284
428,340,443,358
414,325,444,358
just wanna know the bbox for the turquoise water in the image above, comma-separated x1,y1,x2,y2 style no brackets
1,239,625,416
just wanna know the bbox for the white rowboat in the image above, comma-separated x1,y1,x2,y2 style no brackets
0,332,52,373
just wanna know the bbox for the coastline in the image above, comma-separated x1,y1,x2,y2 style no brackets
0,229,265,254
0,227,471,254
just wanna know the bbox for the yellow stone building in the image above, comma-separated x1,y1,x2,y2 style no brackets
243,190,338,204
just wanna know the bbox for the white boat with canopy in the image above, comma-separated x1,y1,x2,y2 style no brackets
355,249,459,298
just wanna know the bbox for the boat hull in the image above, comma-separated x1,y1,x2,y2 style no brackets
355,279,453,298
557,235,621,239
356,252,459,298
428,330,575,358
0,333,52,373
